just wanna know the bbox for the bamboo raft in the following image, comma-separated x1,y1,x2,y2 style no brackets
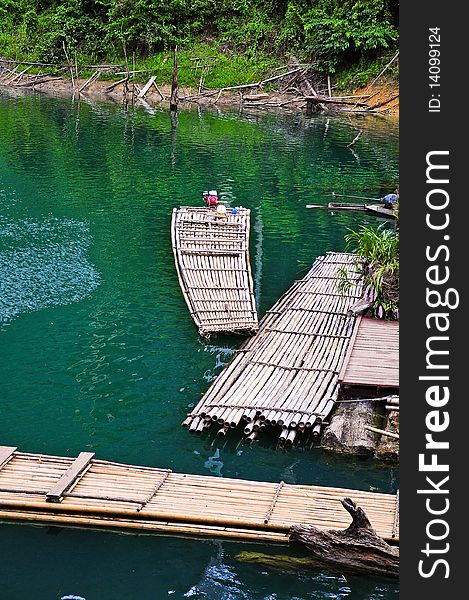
183,253,363,444
306,203,396,219
0,447,399,543
171,206,258,336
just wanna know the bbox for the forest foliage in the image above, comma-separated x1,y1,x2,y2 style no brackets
0,0,398,77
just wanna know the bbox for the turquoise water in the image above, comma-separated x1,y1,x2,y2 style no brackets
0,90,399,599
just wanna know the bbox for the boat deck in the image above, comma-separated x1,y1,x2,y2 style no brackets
0,447,399,543
171,206,258,336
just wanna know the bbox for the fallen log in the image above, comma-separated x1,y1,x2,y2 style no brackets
16,76,63,88
304,96,369,107
78,69,100,93
290,498,399,578
244,93,270,101
105,76,129,92
368,94,400,110
138,75,156,99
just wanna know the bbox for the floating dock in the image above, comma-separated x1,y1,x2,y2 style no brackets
183,253,362,443
0,447,399,543
339,316,399,389
171,206,258,336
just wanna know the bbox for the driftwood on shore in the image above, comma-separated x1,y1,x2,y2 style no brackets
0,54,398,114
290,498,399,578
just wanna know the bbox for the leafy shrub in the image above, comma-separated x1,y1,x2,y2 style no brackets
339,223,399,320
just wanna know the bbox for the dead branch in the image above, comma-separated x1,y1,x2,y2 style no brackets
153,82,165,100
368,94,400,110
78,69,100,93
347,129,363,147
105,76,129,92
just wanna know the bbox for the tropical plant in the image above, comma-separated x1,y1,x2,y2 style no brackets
339,222,399,319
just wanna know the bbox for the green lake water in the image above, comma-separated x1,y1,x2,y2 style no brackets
0,89,399,600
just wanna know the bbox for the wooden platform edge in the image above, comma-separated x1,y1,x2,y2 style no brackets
46,452,95,502
0,447,17,470
338,315,362,382
171,208,202,330
0,508,289,544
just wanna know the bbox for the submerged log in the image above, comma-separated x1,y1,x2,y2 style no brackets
290,498,399,578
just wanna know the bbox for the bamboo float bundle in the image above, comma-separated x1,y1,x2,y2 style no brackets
184,253,362,445
0,447,399,543
171,206,258,336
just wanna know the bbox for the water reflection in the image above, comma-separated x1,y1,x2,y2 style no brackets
0,92,399,599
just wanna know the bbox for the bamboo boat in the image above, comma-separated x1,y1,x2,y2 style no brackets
0,446,399,543
364,204,396,218
306,203,396,219
328,202,369,211
328,202,396,218
171,206,258,337
329,202,396,218
305,202,368,210
183,252,364,444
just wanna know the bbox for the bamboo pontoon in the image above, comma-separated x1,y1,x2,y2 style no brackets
0,447,399,543
171,206,258,336
183,253,362,444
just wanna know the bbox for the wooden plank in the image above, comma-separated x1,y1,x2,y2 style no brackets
0,447,17,470
137,75,157,98
339,317,399,388
46,452,95,502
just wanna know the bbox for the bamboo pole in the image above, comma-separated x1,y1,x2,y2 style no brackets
364,426,399,440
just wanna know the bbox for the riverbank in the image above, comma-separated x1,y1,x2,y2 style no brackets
0,64,399,116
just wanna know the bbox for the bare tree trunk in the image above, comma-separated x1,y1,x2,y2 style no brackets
170,45,178,112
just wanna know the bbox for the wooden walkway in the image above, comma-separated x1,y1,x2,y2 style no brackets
183,253,363,443
339,316,399,388
0,447,399,543
171,206,258,336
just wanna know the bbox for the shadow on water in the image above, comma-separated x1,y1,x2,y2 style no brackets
0,91,399,599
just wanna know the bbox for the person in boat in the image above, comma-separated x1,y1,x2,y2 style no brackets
215,202,227,219
202,190,218,207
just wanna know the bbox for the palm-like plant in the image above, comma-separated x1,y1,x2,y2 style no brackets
342,223,399,319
